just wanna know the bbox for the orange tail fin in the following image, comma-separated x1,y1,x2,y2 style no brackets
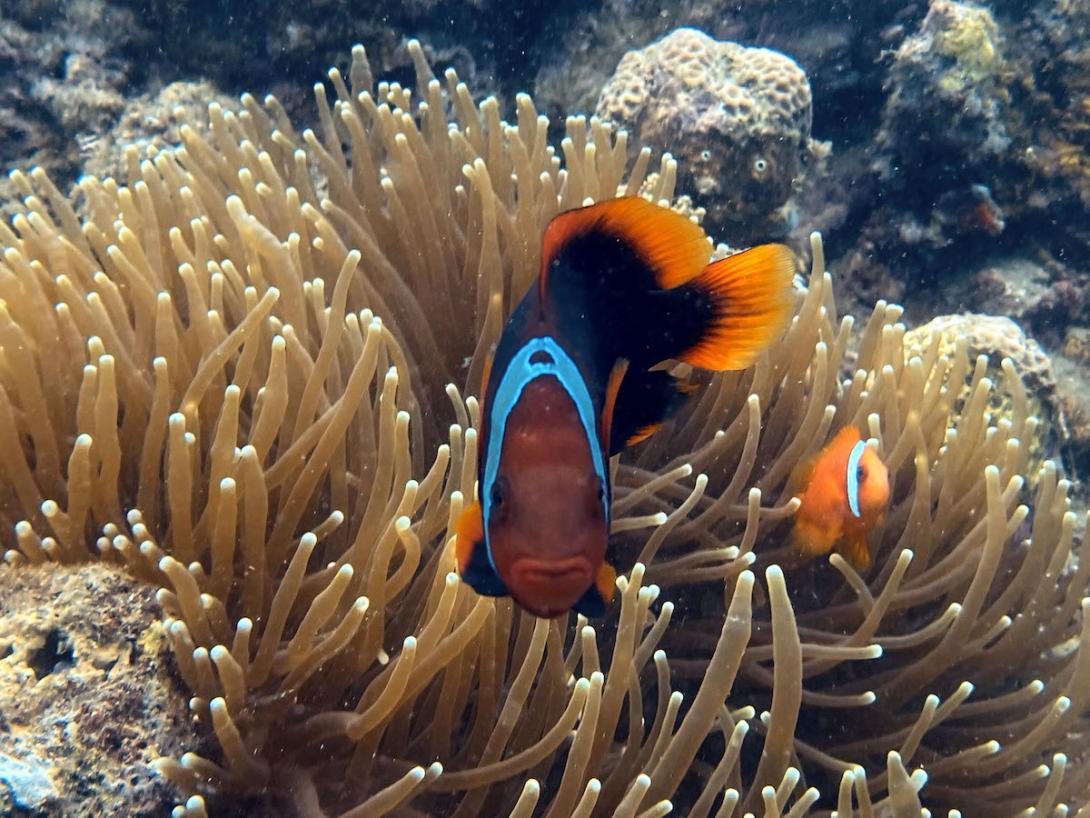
677,244,796,371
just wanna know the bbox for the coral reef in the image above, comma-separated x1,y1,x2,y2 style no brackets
108,0,587,111
534,0,918,153
807,0,1090,396
533,0,696,135
595,27,826,242
1,36,1090,818
838,0,1090,332
79,81,238,184
0,561,197,816
1019,0,1090,211
0,0,148,218
875,0,1015,244
1055,360,1090,487
0,20,71,220
5,0,1088,376
914,264,1090,505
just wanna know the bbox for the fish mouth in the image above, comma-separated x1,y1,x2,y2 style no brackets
511,556,594,618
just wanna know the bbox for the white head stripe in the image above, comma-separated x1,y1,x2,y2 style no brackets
482,336,608,571
846,439,866,518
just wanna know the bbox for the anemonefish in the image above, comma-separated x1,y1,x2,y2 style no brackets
455,197,795,618
791,426,891,570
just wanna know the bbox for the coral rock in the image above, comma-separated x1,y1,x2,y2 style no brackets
79,80,237,183
0,562,196,817
903,313,1064,477
596,27,825,241
872,0,1021,253
880,0,1012,163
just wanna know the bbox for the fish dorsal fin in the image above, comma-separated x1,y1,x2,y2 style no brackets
788,452,818,494
676,244,796,371
792,426,860,490
830,425,863,447
538,197,711,302
532,198,791,379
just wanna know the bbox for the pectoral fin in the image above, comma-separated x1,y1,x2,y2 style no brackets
607,369,694,455
455,501,507,597
841,530,872,571
574,561,617,618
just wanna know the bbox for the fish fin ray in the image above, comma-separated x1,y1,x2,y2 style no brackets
600,358,630,451
676,244,796,371
608,369,692,454
574,561,617,618
627,422,663,448
455,502,507,597
596,561,617,602
480,351,494,402
842,530,873,571
539,197,710,301
788,454,818,494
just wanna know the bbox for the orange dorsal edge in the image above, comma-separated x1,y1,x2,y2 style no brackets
539,197,712,301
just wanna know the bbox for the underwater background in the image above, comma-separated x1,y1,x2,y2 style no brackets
2,0,1090,815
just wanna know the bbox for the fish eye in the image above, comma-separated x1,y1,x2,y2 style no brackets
857,465,866,482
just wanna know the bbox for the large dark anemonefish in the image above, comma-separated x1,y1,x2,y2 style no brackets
455,197,795,618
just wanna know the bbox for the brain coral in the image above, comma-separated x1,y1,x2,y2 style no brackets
596,27,824,243
1,39,1089,818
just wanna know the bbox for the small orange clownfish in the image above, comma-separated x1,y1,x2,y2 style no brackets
454,197,795,618
791,426,891,571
